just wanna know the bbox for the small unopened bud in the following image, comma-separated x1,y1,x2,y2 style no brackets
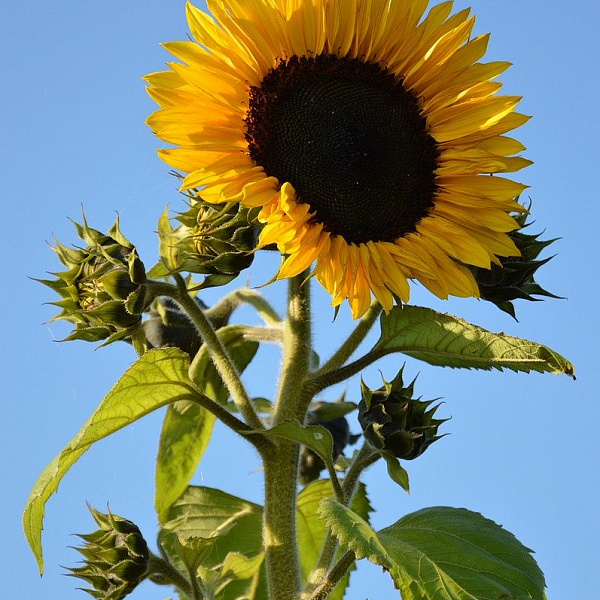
38,216,148,346
157,191,257,288
67,506,150,600
358,368,447,460
143,297,206,357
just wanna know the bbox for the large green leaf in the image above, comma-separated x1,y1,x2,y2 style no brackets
23,348,197,574
297,479,372,600
161,486,267,600
320,500,546,600
155,326,259,523
375,305,575,376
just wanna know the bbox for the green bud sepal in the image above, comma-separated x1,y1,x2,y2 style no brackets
37,214,149,345
358,367,448,461
67,505,150,600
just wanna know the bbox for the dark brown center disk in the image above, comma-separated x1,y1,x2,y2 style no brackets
244,55,439,245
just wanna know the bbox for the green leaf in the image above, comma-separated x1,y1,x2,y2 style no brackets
252,421,335,472
155,325,259,523
167,534,223,575
379,507,546,600
318,498,393,568
161,486,267,600
381,453,410,493
220,552,264,581
297,480,371,600
163,486,263,550
155,404,216,525
321,500,546,600
23,348,198,574
375,305,575,377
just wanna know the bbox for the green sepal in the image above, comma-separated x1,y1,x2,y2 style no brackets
99,269,137,301
469,210,562,319
381,453,410,493
124,287,148,316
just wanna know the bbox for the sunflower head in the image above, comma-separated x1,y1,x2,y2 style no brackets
146,0,532,317
39,217,148,345
358,369,447,460
67,506,150,600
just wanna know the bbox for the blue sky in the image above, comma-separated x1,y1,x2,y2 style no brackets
3,1,599,598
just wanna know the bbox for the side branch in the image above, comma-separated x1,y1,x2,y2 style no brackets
314,302,382,375
303,551,356,600
173,275,264,430
187,387,271,452
206,287,282,326
307,349,388,396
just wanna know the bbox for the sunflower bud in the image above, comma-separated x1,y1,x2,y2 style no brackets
156,192,257,288
39,217,148,345
143,297,205,357
67,506,150,600
469,212,561,319
358,368,447,460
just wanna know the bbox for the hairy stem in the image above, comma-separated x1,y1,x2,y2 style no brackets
303,443,380,596
172,275,264,430
206,287,282,326
147,554,196,599
262,440,302,600
314,302,382,376
342,442,380,504
188,388,270,452
304,551,356,600
263,273,313,600
307,349,387,396
242,325,284,345
274,273,313,423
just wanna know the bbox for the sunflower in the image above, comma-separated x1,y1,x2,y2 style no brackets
146,0,531,318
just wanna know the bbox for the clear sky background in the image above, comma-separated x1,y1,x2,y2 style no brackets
2,1,599,598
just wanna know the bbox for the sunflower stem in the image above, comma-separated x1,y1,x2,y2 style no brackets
187,387,271,451
274,272,313,423
307,349,388,396
206,287,282,326
303,442,379,596
241,324,284,345
262,272,313,600
147,554,195,599
303,551,356,600
314,301,382,376
172,274,264,430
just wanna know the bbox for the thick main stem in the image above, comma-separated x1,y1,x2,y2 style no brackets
263,440,302,600
274,273,313,423
263,273,312,600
